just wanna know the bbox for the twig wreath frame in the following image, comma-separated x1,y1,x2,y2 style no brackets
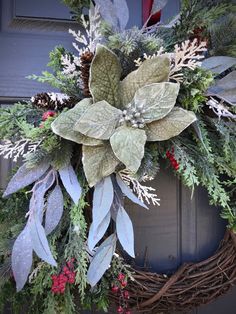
0,1,236,313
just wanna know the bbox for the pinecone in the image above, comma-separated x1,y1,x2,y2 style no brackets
80,51,94,97
31,92,76,111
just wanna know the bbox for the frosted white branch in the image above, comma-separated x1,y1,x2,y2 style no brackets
206,97,236,120
169,39,207,82
134,47,168,67
119,169,160,206
61,54,81,78
0,139,40,162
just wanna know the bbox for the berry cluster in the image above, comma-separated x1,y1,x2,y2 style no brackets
119,103,146,129
42,110,56,121
166,148,179,171
111,273,131,314
51,259,76,294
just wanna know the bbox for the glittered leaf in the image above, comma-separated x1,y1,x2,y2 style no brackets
12,226,33,292
83,143,120,187
88,211,111,251
151,0,168,14
74,101,122,139
110,126,146,173
92,176,114,228
113,0,129,30
116,174,148,209
51,98,102,146
94,0,119,30
45,185,64,235
146,107,197,141
87,233,116,287
29,216,57,266
59,164,82,204
207,71,236,105
89,45,121,107
120,56,170,106
201,56,236,75
116,206,135,257
134,82,180,122
3,161,50,197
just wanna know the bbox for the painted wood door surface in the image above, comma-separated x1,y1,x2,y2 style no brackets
0,1,235,313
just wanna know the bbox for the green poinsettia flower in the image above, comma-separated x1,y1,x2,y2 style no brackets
52,45,196,187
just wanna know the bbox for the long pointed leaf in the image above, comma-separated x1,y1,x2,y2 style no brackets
29,216,57,266
11,226,33,292
59,164,82,204
87,233,116,287
92,176,114,228
3,161,50,197
88,211,111,251
45,185,64,235
116,174,148,209
116,206,135,258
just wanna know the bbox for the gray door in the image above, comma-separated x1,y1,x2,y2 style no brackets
0,1,235,313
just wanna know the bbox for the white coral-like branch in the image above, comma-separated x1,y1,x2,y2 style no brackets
169,39,207,82
0,139,40,162
134,47,168,67
61,54,81,78
119,169,160,206
206,97,236,120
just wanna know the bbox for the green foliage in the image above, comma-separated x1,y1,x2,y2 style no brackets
28,46,82,99
178,68,214,112
62,0,90,22
137,142,160,180
0,102,42,140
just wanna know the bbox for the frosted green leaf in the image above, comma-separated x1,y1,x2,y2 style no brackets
51,98,102,146
82,143,120,187
146,107,197,141
110,126,146,173
89,44,122,107
120,56,170,106
134,82,180,122
74,100,122,139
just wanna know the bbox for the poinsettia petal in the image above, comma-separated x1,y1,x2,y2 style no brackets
74,100,122,140
51,98,102,146
134,82,180,123
146,107,197,141
110,126,146,173
89,44,121,108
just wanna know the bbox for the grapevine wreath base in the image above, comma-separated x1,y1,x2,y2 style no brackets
110,230,236,313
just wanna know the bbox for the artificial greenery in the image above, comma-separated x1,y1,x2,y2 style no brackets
0,0,235,313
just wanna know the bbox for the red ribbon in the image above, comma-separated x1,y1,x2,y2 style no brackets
142,0,162,26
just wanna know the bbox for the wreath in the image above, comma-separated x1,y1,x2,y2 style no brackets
0,0,236,313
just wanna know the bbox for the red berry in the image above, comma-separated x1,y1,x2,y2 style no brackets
123,290,130,299
121,280,127,288
42,110,56,121
166,151,170,158
125,311,131,314
111,286,119,293
51,275,58,281
118,273,125,281
117,306,124,313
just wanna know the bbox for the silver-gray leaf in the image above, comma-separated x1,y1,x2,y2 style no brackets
116,174,148,209
116,206,135,258
113,0,129,30
3,161,50,197
201,56,236,75
151,0,168,14
87,233,116,287
12,225,33,292
87,211,111,251
59,164,82,204
92,176,114,229
94,0,119,29
29,216,57,266
45,185,64,235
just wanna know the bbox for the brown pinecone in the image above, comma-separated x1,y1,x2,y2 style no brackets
80,51,94,97
31,92,76,111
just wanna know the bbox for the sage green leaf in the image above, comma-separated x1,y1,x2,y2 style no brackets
146,107,197,141
134,82,180,122
51,98,102,146
120,56,170,106
82,143,120,187
74,101,122,140
110,126,146,173
89,44,121,107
